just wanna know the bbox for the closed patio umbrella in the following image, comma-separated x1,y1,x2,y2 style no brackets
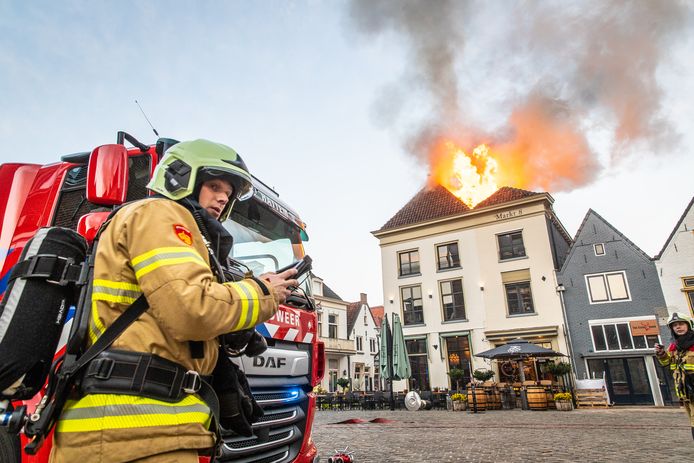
391,313,411,381
379,314,391,381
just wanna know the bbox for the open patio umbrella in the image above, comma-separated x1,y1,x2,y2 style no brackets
475,338,565,383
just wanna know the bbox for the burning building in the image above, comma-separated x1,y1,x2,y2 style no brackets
372,162,573,390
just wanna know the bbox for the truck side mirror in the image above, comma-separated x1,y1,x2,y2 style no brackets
87,144,129,205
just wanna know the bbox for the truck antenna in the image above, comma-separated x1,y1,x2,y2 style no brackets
135,99,160,137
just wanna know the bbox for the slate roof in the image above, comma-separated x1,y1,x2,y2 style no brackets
376,185,544,232
346,302,362,335
321,283,342,301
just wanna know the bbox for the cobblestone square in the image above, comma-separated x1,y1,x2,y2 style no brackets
311,407,691,462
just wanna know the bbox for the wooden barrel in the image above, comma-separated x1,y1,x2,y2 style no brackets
485,388,501,410
527,386,548,411
467,387,487,411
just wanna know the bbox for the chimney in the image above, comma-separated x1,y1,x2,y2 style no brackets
360,293,368,304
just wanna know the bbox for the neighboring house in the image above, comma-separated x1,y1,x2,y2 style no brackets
311,275,355,392
655,196,694,318
345,294,381,391
372,186,572,391
558,210,671,406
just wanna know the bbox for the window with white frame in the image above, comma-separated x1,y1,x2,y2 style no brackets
585,271,630,303
356,336,363,352
594,243,605,256
590,321,660,351
328,314,338,339
317,312,322,337
370,338,376,352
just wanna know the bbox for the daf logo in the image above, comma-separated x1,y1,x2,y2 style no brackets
253,356,287,368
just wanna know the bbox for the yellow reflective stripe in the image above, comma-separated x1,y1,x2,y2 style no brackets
88,300,104,344
57,411,210,433
229,282,250,331
131,247,207,279
92,279,141,292
683,364,694,371
238,280,260,328
57,394,211,433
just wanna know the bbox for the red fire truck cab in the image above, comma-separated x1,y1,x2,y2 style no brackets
0,132,324,463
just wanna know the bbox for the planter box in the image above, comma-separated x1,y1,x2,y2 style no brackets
453,401,467,411
555,400,573,411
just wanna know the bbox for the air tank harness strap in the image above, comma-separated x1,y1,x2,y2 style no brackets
9,254,84,286
80,349,213,402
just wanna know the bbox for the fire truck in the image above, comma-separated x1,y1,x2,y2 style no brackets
0,132,324,463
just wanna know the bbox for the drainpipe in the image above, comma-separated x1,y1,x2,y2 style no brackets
556,283,578,401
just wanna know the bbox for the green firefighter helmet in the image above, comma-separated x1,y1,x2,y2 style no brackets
147,139,253,221
667,312,694,330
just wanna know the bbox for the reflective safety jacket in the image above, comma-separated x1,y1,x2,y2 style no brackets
657,343,694,400
51,198,280,463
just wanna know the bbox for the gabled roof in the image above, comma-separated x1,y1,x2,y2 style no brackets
560,208,652,273
376,185,544,233
656,196,694,259
370,305,384,329
321,283,342,301
377,184,470,232
473,186,544,210
346,302,362,334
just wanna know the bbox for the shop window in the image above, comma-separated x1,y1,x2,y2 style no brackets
406,338,429,391
505,281,534,315
328,314,338,339
440,278,466,321
436,242,460,270
586,271,630,303
445,336,471,388
398,249,420,276
590,321,660,352
497,231,526,260
401,285,424,325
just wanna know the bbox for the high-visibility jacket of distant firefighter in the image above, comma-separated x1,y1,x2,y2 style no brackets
658,343,694,400
51,198,280,463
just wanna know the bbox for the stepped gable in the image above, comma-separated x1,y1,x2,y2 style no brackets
378,184,470,232
473,186,543,210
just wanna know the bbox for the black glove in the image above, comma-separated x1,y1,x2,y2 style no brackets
213,347,264,436
221,329,267,357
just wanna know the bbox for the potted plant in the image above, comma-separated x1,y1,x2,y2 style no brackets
472,369,495,384
336,377,351,393
448,368,467,391
547,362,572,376
553,392,573,411
450,392,467,411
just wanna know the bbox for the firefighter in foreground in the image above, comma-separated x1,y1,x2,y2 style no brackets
50,139,298,462
655,312,694,440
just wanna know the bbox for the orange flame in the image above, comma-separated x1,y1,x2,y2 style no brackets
430,140,499,207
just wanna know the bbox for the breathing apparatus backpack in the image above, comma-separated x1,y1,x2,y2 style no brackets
0,227,87,400
0,221,154,454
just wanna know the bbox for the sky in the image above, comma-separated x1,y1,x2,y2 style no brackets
1,1,693,305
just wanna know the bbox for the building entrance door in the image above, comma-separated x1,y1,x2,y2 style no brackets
587,357,653,405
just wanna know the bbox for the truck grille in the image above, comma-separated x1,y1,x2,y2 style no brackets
218,386,309,462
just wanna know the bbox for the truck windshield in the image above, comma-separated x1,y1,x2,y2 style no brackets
224,196,310,292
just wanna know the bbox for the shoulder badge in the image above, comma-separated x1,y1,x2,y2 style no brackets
173,224,193,246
